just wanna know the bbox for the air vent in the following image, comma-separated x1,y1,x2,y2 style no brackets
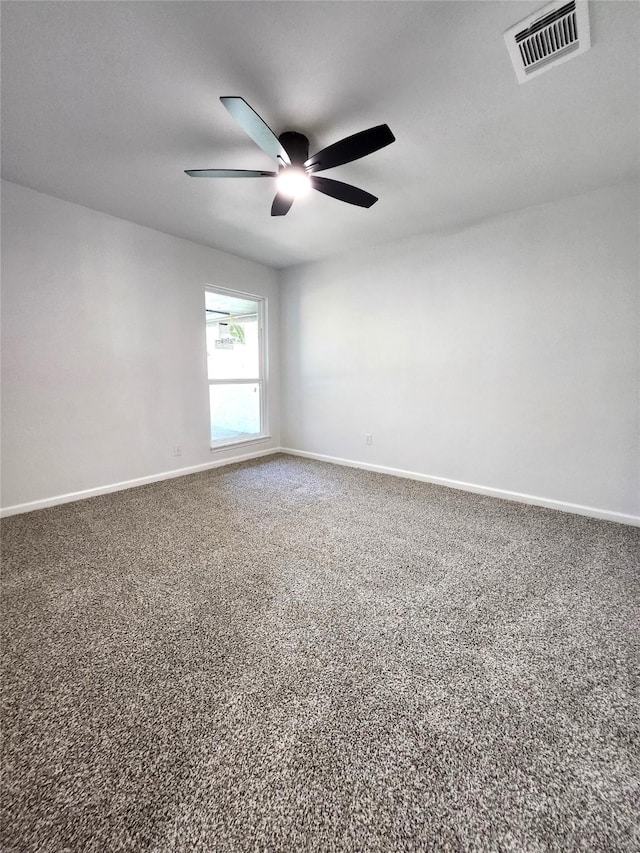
504,0,591,83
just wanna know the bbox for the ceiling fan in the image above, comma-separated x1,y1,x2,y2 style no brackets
185,97,395,216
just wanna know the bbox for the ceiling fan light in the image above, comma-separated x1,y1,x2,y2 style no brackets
276,168,311,199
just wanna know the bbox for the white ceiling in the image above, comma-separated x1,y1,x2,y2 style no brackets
2,1,638,269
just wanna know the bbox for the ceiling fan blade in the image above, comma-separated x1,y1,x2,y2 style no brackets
220,97,291,166
305,124,395,173
185,169,277,178
311,176,378,208
271,193,294,217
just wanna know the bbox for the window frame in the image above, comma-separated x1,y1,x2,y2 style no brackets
205,285,269,452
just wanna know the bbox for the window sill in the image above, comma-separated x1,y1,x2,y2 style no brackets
209,434,271,453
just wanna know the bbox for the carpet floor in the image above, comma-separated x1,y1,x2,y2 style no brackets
2,454,639,852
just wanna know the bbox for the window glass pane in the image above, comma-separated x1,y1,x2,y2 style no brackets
206,316,259,380
209,383,261,442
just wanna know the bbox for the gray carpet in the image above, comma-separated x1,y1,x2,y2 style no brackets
2,454,639,852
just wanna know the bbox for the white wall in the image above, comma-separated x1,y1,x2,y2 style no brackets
280,182,640,521
1,181,280,510
3,180,639,521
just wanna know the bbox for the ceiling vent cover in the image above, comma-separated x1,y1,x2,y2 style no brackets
504,0,591,83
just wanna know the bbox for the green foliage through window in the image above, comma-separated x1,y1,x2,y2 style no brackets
229,323,245,344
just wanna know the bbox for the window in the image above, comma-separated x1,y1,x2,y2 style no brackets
205,287,268,449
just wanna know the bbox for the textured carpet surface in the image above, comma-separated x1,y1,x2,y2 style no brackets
2,454,639,852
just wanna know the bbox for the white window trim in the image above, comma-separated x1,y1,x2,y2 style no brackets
205,285,269,452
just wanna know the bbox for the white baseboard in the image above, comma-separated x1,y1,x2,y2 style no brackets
0,447,279,518
280,447,640,527
3,445,638,527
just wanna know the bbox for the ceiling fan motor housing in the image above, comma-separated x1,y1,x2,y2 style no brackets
278,132,309,169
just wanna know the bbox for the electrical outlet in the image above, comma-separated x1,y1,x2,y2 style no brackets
365,434,373,445
173,445,182,457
